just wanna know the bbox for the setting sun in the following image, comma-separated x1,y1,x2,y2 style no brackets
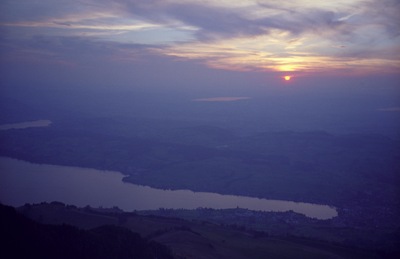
284,75,291,81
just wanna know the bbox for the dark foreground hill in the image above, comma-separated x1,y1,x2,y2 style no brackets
0,203,173,259
2,202,394,259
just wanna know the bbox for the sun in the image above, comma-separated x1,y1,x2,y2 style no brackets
284,75,291,81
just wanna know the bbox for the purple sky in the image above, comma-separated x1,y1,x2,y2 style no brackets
0,0,399,103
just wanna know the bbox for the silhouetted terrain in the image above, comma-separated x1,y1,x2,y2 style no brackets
0,203,173,259
3,202,394,259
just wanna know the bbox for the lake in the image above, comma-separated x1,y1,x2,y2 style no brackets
0,156,337,219
0,120,52,130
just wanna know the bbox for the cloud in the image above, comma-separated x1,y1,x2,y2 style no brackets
378,107,400,112
115,0,348,40
115,0,400,72
192,97,251,102
362,0,400,38
0,33,163,76
0,0,399,74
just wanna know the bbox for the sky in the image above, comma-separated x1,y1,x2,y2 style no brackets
0,0,399,137
0,0,399,97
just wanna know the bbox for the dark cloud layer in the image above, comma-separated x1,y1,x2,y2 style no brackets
115,0,348,40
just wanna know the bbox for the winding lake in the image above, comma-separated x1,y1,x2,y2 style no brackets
0,120,52,130
0,156,337,219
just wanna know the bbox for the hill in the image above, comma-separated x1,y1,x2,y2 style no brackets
5,202,393,259
0,203,173,259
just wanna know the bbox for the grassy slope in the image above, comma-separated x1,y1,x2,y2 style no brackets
15,202,381,259
0,203,173,259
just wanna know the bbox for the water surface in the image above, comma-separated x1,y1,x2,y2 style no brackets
0,157,337,219
0,120,52,130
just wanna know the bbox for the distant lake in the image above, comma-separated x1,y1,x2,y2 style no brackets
0,120,52,130
0,157,337,219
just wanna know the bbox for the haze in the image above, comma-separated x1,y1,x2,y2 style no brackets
0,1,399,258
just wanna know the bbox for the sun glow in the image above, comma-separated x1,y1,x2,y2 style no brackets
284,75,291,81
